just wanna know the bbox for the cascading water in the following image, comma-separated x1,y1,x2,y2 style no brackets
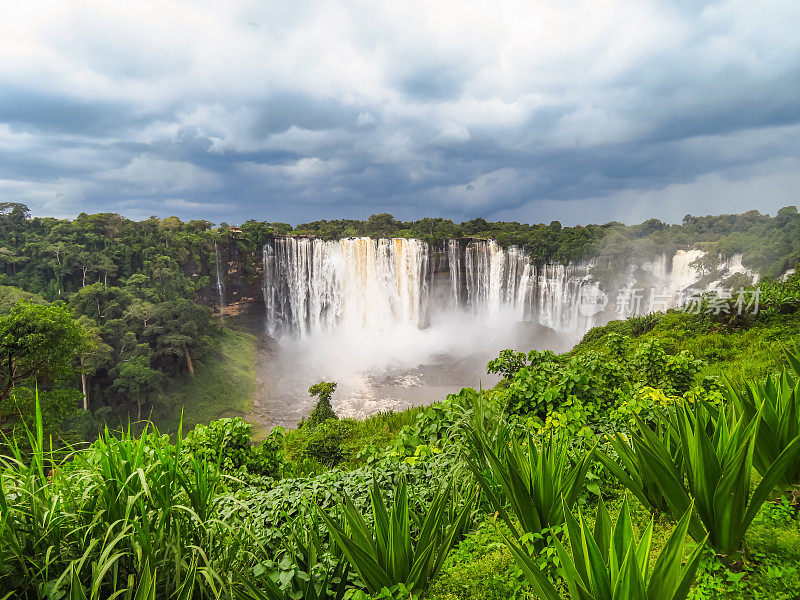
255,238,759,425
262,237,429,337
462,240,533,319
262,238,759,340
532,262,598,332
214,241,225,309
447,239,461,306
262,237,607,337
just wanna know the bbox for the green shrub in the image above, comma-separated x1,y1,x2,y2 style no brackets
609,403,800,556
222,451,459,557
726,347,800,489
305,381,338,428
319,477,475,596
184,416,283,478
596,420,682,515
631,339,704,395
486,349,532,379
626,312,662,336
466,418,594,541
298,419,355,466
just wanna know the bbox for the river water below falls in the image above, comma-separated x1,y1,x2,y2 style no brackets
249,314,572,428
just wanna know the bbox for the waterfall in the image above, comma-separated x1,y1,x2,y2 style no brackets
531,262,598,332
667,249,705,294
214,241,225,309
262,237,429,337
262,243,277,335
262,238,753,338
447,239,461,306
463,240,531,318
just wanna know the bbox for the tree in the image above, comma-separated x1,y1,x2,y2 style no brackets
462,218,490,235
112,353,161,420
0,247,27,276
74,249,96,287
76,316,112,411
306,381,338,427
44,240,77,295
143,299,216,376
0,202,30,233
0,286,46,313
365,213,398,237
95,253,118,288
0,301,86,424
70,284,132,322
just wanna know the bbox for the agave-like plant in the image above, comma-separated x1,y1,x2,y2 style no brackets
466,420,594,539
726,347,800,489
611,403,800,556
596,422,683,515
504,497,706,600
318,477,474,595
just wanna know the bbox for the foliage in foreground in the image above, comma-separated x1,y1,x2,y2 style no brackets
595,421,682,515
184,416,283,479
319,477,475,596
0,402,264,598
3,284,800,599
609,404,800,555
466,417,593,540
726,347,800,488
305,382,339,429
504,498,706,600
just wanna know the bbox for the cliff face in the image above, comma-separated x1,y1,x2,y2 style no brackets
207,237,760,336
207,240,264,317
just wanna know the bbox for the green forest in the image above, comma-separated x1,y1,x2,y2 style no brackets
2,205,800,598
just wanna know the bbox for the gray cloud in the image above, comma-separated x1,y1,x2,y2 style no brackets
0,0,798,225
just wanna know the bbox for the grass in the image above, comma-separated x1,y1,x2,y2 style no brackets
574,310,800,385
152,327,257,433
0,397,265,598
426,516,531,600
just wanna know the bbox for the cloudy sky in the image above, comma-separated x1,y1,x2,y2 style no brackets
1,0,798,226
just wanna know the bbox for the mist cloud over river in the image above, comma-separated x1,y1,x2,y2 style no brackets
252,306,574,427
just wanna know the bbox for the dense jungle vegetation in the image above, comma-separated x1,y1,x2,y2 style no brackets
290,206,800,276
2,240,800,598
2,201,796,445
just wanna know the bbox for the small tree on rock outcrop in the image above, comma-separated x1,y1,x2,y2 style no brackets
305,381,338,428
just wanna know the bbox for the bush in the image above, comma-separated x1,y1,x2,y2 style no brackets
305,381,338,428
319,476,475,595
222,451,457,556
495,339,705,423
298,418,355,466
184,417,283,478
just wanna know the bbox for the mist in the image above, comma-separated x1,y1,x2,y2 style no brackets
252,305,577,427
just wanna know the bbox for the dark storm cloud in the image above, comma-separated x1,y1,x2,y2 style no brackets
1,0,799,224
251,91,361,137
0,87,150,136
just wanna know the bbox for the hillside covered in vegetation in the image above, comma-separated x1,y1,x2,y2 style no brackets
2,257,800,598
1,202,799,460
